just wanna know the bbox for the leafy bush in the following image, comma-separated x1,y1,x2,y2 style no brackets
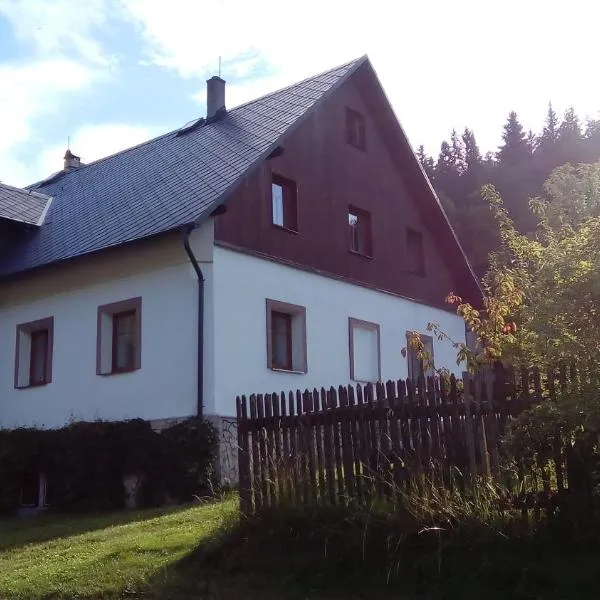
0,417,217,513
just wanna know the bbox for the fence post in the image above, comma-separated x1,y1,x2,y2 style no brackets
237,396,252,514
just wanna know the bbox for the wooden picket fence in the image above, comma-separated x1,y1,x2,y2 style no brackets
236,367,573,514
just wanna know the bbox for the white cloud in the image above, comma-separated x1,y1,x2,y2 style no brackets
120,0,600,154
0,0,118,186
0,0,113,66
0,59,105,185
35,123,160,180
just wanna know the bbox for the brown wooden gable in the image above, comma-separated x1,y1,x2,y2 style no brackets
215,61,480,310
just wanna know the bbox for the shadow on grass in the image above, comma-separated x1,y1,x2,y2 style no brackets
0,504,192,552
139,506,600,600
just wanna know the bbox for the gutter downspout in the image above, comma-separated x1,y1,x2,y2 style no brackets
182,226,204,419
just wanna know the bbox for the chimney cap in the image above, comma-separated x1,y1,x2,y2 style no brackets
64,148,80,160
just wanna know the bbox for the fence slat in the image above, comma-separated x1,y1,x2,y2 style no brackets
462,374,477,478
329,387,345,501
288,391,299,506
320,387,336,506
312,388,326,505
348,385,363,503
237,396,251,514
339,386,355,502
249,395,262,511
280,391,290,503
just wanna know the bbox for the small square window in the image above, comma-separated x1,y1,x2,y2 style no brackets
346,108,366,151
348,206,372,256
406,333,434,384
271,174,298,231
266,299,307,373
349,318,381,383
407,228,425,275
15,317,54,388
97,297,142,375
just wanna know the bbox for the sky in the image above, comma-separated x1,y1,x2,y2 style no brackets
1,0,599,187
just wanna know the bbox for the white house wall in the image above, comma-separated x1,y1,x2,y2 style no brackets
0,222,215,429
211,246,466,417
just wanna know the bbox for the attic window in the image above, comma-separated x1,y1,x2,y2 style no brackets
271,174,298,232
346,108,366,151
349,206,372,257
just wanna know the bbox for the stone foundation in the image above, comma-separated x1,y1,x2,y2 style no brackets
149,414,239,487
206,414,239,487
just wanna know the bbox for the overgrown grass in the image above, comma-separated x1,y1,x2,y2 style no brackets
0,484,599,599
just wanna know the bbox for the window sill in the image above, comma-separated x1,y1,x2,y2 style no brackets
349,249,373,260
15,381,50,390
269,367,307,375
272,223,299,235
99,367,139,376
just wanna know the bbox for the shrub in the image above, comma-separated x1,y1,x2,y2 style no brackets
0,417,217,513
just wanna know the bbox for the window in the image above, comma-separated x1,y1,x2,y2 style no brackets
346,108,366,151
266,299,307,373
271,174,298,231
406,333,434,384
112,310,137,373
349,318,381,382
14,317,54,388
348,206,372,256
97,297,142,375
20,473,49,508
407,228,425,275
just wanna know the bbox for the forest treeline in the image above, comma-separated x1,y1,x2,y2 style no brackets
418,104,600,274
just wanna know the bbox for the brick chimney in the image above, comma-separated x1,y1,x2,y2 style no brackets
64,149,82,171
206,76,226,120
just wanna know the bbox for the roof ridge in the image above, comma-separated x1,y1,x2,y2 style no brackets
231,55,367,112
30,56,368,190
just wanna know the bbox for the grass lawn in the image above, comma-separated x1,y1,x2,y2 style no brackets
1,495,599,599
0,497,238,599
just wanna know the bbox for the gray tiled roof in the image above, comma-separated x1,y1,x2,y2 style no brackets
0,57,365,278
0,183,52,227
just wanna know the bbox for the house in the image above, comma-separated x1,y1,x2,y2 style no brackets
0,56,479,479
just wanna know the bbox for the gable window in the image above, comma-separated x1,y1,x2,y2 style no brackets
97,297,142,375
271,174,298,232
266,299,307,373
346,108,366,151
348,206,372,256
15,317,54,388
407,228,425,275
349,318,381,383
406,333,434,384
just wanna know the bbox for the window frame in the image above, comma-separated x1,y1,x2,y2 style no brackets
348,205,373,257
14,316,54,389
406,227,425,276
271,174,299,233
270,310,293,371
346,107,366,151
266,299,307,374
348,317,381,383
97,297,142,376
406,332,435,384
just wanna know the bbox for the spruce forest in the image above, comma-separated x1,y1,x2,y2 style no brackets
417,104,600,275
